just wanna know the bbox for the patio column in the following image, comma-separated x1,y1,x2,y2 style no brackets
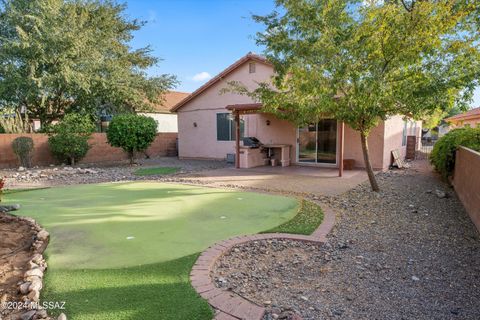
235,110,240,169
339,121,345,177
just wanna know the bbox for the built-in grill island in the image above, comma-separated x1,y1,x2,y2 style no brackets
238,137,291,168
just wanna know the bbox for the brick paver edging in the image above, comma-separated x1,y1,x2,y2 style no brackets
190,205,336,320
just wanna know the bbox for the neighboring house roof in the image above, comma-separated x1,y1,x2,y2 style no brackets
171,52,272,112
148,91,190,114
445,107,480,123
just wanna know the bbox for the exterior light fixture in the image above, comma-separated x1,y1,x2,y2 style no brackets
266,120,271,126
193,122,197,127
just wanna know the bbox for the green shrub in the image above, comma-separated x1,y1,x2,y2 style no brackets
430,127,480,178
12,136,34,168
106,114,157,164
47,114,96,165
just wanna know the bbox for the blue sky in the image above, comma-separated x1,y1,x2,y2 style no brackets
124,0,480,108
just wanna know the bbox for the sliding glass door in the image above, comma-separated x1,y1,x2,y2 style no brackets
298,119,337,164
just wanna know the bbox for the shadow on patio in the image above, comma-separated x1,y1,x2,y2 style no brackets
181,165,369,196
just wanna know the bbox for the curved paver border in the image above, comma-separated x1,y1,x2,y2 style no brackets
190,204,336,320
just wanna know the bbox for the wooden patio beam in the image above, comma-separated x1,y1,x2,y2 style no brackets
339,121,345,177
235,111,240,169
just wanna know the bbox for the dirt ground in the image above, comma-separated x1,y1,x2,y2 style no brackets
0,214,36,318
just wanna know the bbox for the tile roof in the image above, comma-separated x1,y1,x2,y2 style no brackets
149,91,190,113
445,107,480,122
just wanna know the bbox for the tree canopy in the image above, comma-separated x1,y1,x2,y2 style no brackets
0,0,176,129
240,0,480,191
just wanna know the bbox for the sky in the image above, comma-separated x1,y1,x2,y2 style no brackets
124,0,480,108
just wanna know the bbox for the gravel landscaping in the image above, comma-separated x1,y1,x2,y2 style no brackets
211,161,480,320
0,157,229,189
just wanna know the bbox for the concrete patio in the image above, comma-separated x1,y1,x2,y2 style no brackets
182,165,369,196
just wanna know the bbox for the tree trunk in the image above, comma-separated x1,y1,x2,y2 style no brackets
360,131,380,192
129,151,135,165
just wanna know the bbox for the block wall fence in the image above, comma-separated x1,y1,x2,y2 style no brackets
0,133,177,169
453,147,480,233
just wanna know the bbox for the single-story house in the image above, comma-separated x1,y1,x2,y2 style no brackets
172,53,421,172
139,90,189,132
444,107,480,129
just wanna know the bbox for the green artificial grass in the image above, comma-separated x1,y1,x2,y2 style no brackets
134,167,180,176
5,182,299,320
263,199,324,235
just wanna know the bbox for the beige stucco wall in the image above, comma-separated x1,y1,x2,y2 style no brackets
382,116,420,168
243,113,297,162
140,113,178,133
177,61,274,159
343,123,386,170
342,116,422,170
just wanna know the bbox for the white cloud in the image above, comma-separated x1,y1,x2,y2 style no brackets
147,10,157,24
191,72,212,82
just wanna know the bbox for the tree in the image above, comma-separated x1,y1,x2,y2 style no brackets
238,0,480,191
106,114,157,164
0,0,176,129
12,136,34,168
47,113,95,165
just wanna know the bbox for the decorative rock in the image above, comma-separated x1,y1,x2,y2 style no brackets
18,166,26,172
20,310,36,320
25,268,43,278
0,204,21,212
411,276,420,281
29,278,43,292
57,313,68,320
27,289,40,301
435,190,447,198
35,309,48,318
19,281,31,294
37,229,49,241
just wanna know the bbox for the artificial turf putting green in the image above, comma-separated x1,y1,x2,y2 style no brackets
134,166,180,176
5,182,300,320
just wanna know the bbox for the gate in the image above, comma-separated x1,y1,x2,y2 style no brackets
416,137,436,160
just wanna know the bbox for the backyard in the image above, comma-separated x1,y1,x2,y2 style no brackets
3,182,311,319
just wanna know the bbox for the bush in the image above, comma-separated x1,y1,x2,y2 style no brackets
106,114,157,164
430,127,480,178
47,114,96,165
12,137,34,168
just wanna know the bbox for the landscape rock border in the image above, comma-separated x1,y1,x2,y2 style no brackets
0,212,67,320
190,204,335,320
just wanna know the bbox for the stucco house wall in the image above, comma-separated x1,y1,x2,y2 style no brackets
343,123,385,170
139,113,178,133
177,61,274,159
